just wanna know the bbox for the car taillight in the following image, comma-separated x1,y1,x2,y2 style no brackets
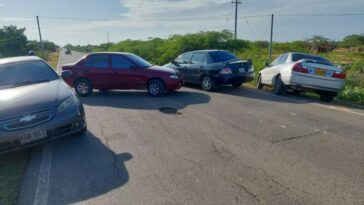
220,67,233,74
332,72,346,79
292,63,308,73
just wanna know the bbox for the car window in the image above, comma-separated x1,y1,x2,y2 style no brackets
270,55,281,66
176,52,193,64
279,54,288,64
0,60,59,89
191,53,206,64
84,54,109,69
112,55,135,69
209,51,237,63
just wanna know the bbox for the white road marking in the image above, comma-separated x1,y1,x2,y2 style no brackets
281,125,287,128
33,143,53,205
310,103,364,117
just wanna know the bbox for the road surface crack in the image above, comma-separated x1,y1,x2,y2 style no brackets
98,121,124,182
232,181,267,205
271,126,349,144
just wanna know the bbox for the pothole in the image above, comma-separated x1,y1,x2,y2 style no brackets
159,107,181,115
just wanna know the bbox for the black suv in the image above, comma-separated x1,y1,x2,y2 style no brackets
166,50,254,91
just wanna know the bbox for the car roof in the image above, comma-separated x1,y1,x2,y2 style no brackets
186,49,228,53
0,56,41,65
88,52,133,55
286,52,322,57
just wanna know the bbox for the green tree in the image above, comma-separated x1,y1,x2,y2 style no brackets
0,26,28,57
339,34,364,48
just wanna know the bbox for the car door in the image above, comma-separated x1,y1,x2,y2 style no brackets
262,54,288,85
82,54,113,89
111,54,145,89
174,52,193,83
189,52,206,84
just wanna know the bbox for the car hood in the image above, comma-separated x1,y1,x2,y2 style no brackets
147,66,177,74
0,79,74,120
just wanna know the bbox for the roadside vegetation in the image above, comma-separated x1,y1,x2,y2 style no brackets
0,151,28,205
66,31,364,105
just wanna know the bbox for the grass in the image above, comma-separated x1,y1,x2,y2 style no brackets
0,151,28,205
45,51,60,70
0,53,59,205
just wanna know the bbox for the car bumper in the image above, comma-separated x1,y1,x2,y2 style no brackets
165,78,184,91
0,105,86,153
286,73,345,93
212,72,254,86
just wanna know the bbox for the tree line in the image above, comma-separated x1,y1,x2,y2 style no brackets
0,25,58,58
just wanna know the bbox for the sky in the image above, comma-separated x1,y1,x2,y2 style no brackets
0,0,363,46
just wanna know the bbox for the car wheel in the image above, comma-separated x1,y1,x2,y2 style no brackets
232,83,242,88
273,75,286,95
201,75,214,91
319,92,335,103
148,79,165,97
75,79,93,97
257,75,263,89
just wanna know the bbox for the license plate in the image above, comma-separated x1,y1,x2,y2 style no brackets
315,68,327,76
19,128,48,144
239,68,246,72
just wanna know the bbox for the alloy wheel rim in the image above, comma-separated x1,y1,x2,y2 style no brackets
202,77,211,89
77,82,89,94
149,83,160,95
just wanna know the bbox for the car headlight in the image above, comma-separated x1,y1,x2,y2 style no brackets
57,95,78,113
170,74,179,79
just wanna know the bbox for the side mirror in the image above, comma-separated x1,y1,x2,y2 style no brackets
61,70,72,79
172,60,178,65
264,62,270,67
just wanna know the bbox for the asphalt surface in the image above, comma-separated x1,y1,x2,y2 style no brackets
18,50,364,205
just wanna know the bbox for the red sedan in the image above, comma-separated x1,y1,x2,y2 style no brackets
62,52,183,97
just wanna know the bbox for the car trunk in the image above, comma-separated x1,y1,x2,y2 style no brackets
301,59,342,79
226,60,252,74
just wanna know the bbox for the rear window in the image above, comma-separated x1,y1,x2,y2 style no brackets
209,51,237,63
292,53,333,65
0,60,58,89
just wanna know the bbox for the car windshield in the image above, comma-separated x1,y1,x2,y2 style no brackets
292,53,333,65
127,54,152,68
0,60,59,89
209,51,237,63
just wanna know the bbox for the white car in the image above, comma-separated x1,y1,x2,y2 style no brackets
257,52,346,102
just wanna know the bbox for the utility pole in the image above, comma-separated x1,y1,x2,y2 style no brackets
269,14,274,62
231,0,241,40
36,16,44,58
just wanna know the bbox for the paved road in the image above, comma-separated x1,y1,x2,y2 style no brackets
19,51,364,205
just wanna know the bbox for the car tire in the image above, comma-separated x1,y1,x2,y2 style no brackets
319,92,335,103
201,75,215,91
257,75,263,89
273,75,286,95
148,79,165,97
75,79,93,97
232,83,243,88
